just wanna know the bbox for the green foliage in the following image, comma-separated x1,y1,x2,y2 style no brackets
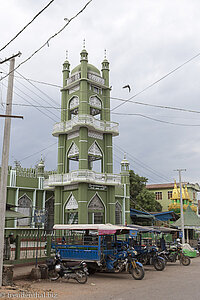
129,170,162,212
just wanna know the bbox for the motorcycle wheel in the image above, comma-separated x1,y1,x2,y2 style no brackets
153,258,165,271
181,255,191,266
159,254,167,265
131,265,145,280
48,270,60,281
75,271,88,284
169,254,176,263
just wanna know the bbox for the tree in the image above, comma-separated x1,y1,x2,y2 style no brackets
129,170,162,212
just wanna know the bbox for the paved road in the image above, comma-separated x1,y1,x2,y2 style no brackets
13,256,200,300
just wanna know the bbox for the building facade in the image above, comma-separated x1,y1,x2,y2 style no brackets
1,159,54,230
44,47,131,225
146,182,200,212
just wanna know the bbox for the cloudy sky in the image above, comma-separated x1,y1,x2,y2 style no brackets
0,0,200,185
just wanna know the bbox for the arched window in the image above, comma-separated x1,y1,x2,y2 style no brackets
88,141,103,173
88,194,104,224
115,202,122,225
67,142,79,172
65,194,78,224
69,96,79,119
89,96,102,119
17,194,32,227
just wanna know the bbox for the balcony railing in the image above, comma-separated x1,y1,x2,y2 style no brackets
44,170,121,188
52,114,119,137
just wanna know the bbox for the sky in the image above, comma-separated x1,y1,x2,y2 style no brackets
0,0,200,185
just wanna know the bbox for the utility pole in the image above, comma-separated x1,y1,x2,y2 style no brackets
0,52,21,286
174,169,186,244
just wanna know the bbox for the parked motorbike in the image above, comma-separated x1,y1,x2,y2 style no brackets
104,246,145,280
159,244,190,266
46,252,89,284
136,245,166,271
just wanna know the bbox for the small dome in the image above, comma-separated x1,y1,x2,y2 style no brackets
71,63,100,75
121,153,129,165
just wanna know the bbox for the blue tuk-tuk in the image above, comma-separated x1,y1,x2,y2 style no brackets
51,224,145,280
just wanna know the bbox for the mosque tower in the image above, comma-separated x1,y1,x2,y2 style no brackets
47,44,122,224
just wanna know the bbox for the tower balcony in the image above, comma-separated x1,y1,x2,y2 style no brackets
52,114,119,137
44,170,121,188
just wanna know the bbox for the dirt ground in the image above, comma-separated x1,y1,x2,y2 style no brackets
1,256,200,300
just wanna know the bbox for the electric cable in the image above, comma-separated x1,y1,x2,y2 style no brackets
0,0,92,81
0,0,56,52
112,112,200,127
0,70,61,88
14,79,60,119
114,144,173,183
1,80,59,122
19,142,57,162
111,49,200,112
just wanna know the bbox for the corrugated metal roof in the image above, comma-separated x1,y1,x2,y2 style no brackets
173,206,200,228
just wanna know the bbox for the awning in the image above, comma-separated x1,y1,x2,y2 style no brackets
53,224,135,235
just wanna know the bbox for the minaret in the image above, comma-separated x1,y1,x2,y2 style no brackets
120,154,131,224
49,46,120,224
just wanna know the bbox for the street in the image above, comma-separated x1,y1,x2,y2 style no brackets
1,256,199,300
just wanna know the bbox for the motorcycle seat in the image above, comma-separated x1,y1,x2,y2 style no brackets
69,265,81,270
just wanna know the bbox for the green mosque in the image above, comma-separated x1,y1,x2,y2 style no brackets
44,46,131,225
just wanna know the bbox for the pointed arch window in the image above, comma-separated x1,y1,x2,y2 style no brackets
65,194,78,224
17,194,32,227
68,142,79,161
88,194,104,210
115,202,122,225
69,96,79,118
89,96,102,118
88,142,102,161
88,194,104,224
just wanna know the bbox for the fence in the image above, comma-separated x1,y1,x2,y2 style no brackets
4,230,52,263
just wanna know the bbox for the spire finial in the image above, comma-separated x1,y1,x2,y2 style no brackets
66,50,68,60
83,38,86,49
124,153,126,160
104,49,107,59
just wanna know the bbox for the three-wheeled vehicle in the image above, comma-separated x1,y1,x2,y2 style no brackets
51,224,145,280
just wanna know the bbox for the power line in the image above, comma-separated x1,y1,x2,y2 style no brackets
129,195,175,229
2,68,200,116
114,144,172,183
0,0,56,52
111,50,200,112
113,150,161,183
0,0,92,81
15,69,60,106
112,112,200,127
0,71,61,88
111,96,200,114
19,142,57,162
1,81,58,122
1,102,61,110
14,78,60,119
0,64,60,109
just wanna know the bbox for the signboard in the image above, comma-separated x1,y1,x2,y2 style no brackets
179,231,183,238
129,230,138,237
34,209,46,224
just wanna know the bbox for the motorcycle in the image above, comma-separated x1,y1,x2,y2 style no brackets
159,244,190,266
136,245,166,271
46,252,89,284
104,246,145,280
